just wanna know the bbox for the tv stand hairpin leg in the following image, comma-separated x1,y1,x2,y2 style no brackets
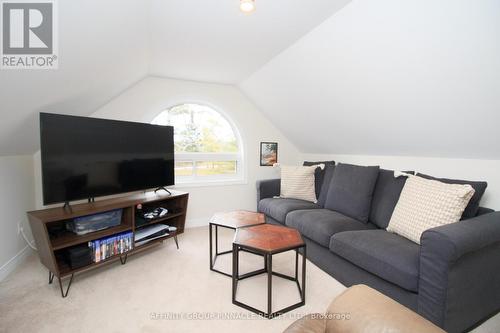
51,273,74,298
154,187,172,195
120,254,128,265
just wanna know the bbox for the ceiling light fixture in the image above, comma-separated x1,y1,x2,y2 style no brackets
240,0,256,14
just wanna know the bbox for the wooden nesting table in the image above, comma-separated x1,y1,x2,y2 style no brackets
209,211,265,277
232,224,306,319
209,211,307,318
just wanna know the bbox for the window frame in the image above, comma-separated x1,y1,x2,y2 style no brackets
151,102,245,186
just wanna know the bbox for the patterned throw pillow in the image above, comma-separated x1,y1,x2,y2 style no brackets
387,175,475,244
275,164,324,203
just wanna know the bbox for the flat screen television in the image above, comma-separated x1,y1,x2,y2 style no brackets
40,113,175,205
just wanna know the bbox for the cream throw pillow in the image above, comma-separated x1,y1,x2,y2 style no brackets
275,164,324,203
387,175,475,244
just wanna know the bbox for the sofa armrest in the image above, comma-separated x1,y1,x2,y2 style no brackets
283,314,326,333
418,212,500,332
256,178,280,202
327,285,444,333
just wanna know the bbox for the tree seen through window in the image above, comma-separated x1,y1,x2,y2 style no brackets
152,104,241,179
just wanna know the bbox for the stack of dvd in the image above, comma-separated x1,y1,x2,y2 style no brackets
88,231,133,263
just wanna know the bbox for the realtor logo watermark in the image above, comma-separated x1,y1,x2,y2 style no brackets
1,0,58,69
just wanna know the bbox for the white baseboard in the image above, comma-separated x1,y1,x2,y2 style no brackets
0,246,32,282
185,217,209,229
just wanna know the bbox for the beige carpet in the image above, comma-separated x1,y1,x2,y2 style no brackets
0,226,499,333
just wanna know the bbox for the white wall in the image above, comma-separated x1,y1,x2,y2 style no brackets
304,153,500,210
34,77,302,225
0,156,35,280
241,0,500,159
0,0,151,156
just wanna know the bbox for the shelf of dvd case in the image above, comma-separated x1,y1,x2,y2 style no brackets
27,191,189,296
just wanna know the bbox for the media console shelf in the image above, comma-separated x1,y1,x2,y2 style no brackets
27,191,188,298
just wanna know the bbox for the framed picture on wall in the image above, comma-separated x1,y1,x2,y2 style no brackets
260,142,278,166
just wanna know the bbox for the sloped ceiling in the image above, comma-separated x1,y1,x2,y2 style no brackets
2,0,500,159
149,0,351,84
0,0,350,156
240,0,500,159
0,0,150,155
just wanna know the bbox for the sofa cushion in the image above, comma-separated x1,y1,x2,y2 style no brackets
324,163,380,223
286,209,376,247
417,173,487,219
369,170,413,229
318,164,336,208
330,230,420,292
258,198,320,224
303,160,335,201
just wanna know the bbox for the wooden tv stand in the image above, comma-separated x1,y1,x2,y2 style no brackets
27,191,188,298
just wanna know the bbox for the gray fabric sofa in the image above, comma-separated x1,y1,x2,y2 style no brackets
256,164,500,333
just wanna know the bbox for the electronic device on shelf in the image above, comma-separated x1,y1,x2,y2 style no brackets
39,112,175,206
135,206,170,227
143,207,169,220
65,244,93,269
134,224,170,246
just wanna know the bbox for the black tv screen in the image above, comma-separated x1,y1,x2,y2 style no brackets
40,113,175,205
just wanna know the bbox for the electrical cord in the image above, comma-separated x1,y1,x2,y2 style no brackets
20,225,37,251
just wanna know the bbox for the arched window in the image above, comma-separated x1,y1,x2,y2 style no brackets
152,103,243,184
